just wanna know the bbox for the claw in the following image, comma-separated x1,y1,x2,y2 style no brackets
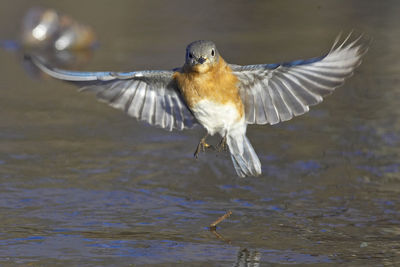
194,133,213,158
217,135,228,152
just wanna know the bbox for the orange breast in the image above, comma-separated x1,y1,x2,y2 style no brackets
173,57,244,118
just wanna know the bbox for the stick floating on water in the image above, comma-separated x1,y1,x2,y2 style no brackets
209,210,232,230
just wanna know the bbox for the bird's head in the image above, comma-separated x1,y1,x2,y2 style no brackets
185,40,219,73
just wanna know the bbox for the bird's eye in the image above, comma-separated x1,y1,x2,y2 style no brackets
189,53,193,59
211,49,215,57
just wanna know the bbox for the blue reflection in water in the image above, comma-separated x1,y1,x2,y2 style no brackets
292,160,321,173
232,199,254,207
357,163,400,177
81,239,332,264
0,40,20,51
219,184,254,191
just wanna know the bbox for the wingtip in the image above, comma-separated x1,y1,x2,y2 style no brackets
23,53,42,67
330,31,371,55
24,53,49,71
23,53,32,61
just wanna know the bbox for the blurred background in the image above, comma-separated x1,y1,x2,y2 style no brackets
0,0,399,266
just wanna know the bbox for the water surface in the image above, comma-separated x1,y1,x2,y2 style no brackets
1,0,400,265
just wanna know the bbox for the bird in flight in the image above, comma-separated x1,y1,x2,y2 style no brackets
28,33,367,177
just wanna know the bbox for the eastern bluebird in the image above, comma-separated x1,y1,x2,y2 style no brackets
28,33,367,177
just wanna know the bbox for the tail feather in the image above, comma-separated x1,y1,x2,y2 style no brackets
227,133,261,177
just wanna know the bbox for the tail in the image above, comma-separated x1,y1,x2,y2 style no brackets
227,132,261,177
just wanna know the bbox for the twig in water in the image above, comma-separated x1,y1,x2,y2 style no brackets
209,210,232,230
210,229,231,244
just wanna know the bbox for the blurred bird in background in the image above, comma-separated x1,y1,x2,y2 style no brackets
21,7,97,51
1,7,97,78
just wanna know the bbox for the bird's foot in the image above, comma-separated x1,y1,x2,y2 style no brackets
217,135,228,152
194,135,213,158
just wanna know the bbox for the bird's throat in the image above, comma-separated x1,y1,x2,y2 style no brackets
173,57,244,119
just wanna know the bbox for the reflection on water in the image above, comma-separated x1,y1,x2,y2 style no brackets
1,0,400,266
21,7,97,51
2,6,97,80
234,249,261,267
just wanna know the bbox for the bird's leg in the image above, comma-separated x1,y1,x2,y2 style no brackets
194,133,212,158
217,135,228,152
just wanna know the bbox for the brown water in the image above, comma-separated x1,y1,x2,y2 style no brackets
1,1,400,266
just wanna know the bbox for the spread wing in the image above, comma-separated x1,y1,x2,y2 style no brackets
28,55,197,131
231,33,369,125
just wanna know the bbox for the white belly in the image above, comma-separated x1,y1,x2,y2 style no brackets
191,99,243,136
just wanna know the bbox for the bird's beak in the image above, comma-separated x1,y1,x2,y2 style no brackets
198,56,207,64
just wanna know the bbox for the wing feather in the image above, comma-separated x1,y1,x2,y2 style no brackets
269,79,292,122
261,82,279,125
27,55,197,130
253,83,268,124
232,33,368,125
